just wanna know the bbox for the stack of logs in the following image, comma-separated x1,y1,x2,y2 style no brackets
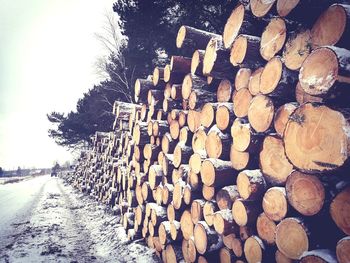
72,0,350,262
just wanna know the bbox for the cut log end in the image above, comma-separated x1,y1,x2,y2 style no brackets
337,236,350,263
223,4,245,49
330,187,350,236
284,103,350,173
276,218,309,260
248,94,274,133
262,187,288,222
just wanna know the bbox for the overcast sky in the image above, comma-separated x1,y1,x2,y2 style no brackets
0,0,116,170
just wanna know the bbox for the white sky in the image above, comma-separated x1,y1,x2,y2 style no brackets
0,0,116,170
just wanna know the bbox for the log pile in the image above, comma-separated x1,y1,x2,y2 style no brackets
72,1,350,262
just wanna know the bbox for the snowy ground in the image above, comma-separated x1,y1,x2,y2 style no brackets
0,175,159,263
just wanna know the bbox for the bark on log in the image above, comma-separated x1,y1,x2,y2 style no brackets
300,249,337,263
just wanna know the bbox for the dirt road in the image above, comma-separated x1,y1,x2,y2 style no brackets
0,175,158,263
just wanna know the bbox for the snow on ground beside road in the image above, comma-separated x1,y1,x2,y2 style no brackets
0,176,159,263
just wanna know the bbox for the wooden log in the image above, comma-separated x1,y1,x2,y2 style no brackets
141,182,153,203
248,94,275,133
230,145,259,171
231,237,244,258
173,180,186,210
235,68,251,91
231,117,264,153
286,171,325,216
203,37,238,79
162,183,174,206
219,247,236,263
170,220,183,241
284,103,350,173
133,122,151,146
217,79,233,102
187,109,201,133
189,153,205,175
191,199,206,224
205,125,231,160
275,217,309,260
215,103,235,132
194,221,223,255
182,237,197,263
200,103,220,128
250,0,276,17
163,98,183,112
275,249,293,263
159,221,172,246
237,169,267,200
181,209,194,240
262,187,288,222
188,88,216,110
172,164,190,184
149,165,164,190
299,46,350,97
223,3,265,48
178,111,188,128
240,225,254,241
135,205,145,226
143,144,161,162
161,132,177,154
248,67,264,96
176,25,221,51
216,185,240,210
330,186,350,235
232,199,261,226
260,135,294,186
148,89,163,107
232,88,253,118
191,49,205,76
300,249,337,263
282,29,312,71
201,158,238,187
173,142,193,168
260,17,287,61
336,236,350,263
311,4,350,49
192,127,208,156
203,201,219,228
183,184,200,206
256,212,277,245
153,66,165,86
214,209,239,235
181,73,219,102
260,56,298,99
202,185,217,202
167,203,182,222
165,244,184,263
134,78,157,103
274,102,298,137
244,235,266,263
179,126,192,146
230,34,264,69
170,84,183,101
153,120,169,137
188,170,202,191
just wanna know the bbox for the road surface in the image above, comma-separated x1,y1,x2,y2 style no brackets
0,175,158,263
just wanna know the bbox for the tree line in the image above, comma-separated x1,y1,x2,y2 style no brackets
47,0,238,149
